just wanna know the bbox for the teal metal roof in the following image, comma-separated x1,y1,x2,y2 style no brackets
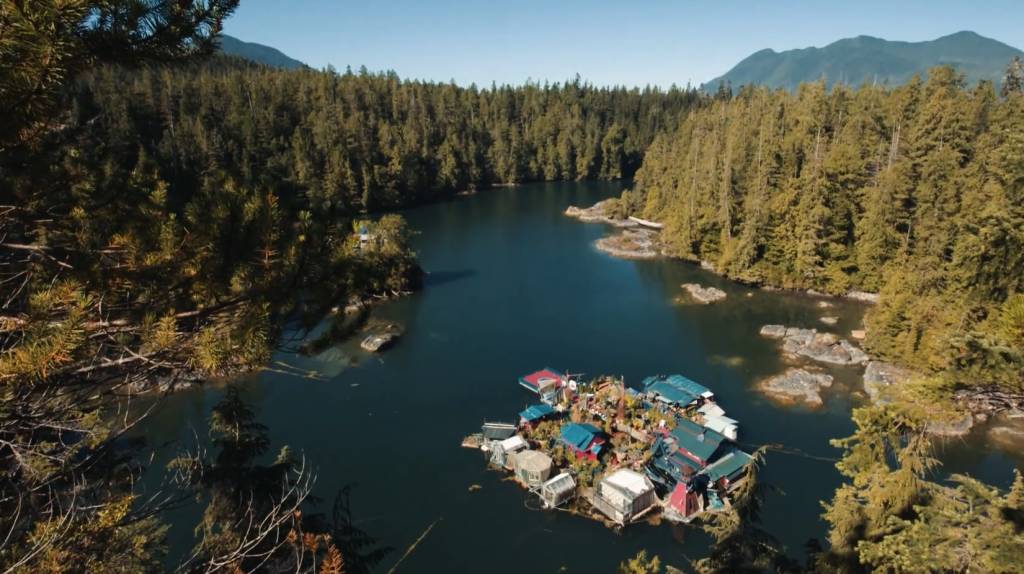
670,418,725,462
519,403,555,422
701,449,754,482
560,423,601,451
642,374,712,405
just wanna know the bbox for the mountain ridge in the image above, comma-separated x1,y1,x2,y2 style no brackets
705,31,1023,91
217,34,306,69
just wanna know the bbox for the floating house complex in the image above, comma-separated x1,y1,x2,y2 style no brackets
464,369,755,528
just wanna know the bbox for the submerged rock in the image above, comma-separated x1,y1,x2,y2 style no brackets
819,316,838,325
759,368,834,407
680,283,727,304
925,414,974,437
988,416,1024,451
760,324,787,338
863,361,912,403
360,331,399,352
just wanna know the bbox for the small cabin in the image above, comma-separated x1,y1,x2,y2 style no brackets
480,422,516,451
491,435,528,468
540,472,576,508
559,422,605,461
511,450,553,487
592,469,657,525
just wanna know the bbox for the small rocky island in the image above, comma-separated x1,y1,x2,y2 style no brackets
680,283,727,304
565,200,665,259
759,368,834,407
594,229,661,259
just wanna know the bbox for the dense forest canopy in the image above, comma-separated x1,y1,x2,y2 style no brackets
77,58,701,214
3,1,1023,572
628,66,1024,392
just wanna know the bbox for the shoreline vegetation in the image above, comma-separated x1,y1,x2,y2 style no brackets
567,198,1024,442
4,3,1024,570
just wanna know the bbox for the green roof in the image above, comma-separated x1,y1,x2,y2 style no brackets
700,449,754,482
670,418,725,462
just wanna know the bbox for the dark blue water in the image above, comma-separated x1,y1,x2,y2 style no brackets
140,181,1022,572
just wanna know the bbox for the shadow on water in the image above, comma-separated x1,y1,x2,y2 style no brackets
422,269,477,288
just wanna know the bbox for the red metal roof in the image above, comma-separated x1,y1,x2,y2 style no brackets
520,369,563,389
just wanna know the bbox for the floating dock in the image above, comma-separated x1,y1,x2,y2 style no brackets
462,370,755,528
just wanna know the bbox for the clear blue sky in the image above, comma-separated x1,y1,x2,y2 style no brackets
225,0,1022,88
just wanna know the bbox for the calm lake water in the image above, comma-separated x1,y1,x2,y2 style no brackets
141,181,1021,572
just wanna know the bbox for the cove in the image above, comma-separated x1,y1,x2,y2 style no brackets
139,180,1021,572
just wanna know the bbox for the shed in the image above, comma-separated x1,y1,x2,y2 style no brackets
512,450,553,487
481,422,516,445
592,469,657,525
540,472,576,508
490,435,528,468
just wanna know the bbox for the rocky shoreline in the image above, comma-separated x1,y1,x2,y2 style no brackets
566,200,880,304
760,325,869,366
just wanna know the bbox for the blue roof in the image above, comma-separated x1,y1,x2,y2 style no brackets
560,423,601,451
670,418,725,462
519,403,556,422
642,375,712,405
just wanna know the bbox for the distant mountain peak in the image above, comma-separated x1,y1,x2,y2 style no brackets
217,34,306,70
706,31,1023,91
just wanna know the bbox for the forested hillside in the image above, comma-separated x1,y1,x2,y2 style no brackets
629,64,1024,390
79,59,700,215
1,5,699,568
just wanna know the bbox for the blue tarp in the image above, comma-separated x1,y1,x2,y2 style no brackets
519,403,556,423
560,422,601,452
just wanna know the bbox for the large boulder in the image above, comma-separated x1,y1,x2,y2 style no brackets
759,368,834,407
